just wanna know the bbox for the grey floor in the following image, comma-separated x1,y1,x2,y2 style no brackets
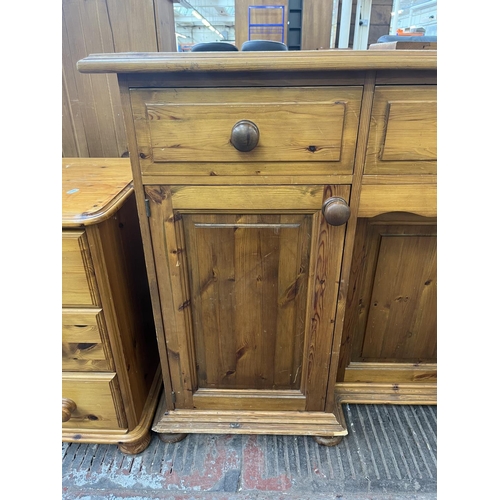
62,404,437,500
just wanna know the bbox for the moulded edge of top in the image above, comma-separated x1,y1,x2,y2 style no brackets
76,50,437,74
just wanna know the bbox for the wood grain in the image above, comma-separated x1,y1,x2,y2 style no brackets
337,215,437,397
131,87,362,175
86,194,159,428
170,185,324,211
62,372,126,430
62,158,133,227
183,214,311,391
145,186,196,408
343,362,437,383
62,308,112,372
335,382,437,404
303,185,350,411
77,50,437,74
365,86,437,175
358,184,437,217
62,231,100,307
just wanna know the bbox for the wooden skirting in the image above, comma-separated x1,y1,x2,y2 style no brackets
335,382,437,405
152,392,347,436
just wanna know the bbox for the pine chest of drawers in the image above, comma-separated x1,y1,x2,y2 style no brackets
62,158,160,454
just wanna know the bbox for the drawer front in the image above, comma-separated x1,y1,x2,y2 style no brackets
62,372,127,430
62,309,113,372
62,230,99,306
131,87,362,176
365,86,437,175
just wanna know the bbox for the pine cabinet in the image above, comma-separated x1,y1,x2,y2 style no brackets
77,50,437,444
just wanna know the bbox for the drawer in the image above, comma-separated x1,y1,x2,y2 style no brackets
62,372,127,430
131,87,362,176
365,86,437,175
62,230,99,306
62,309,112,372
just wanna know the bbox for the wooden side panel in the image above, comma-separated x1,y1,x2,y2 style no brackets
87,193,159,428
62,230,99,307
365,86,437,175
62,372,126,430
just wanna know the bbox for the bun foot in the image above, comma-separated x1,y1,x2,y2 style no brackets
157,432,188,444
118,432,151,454
314,435,344,447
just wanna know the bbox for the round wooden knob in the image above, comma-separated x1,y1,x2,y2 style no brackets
62,398,77,422
322,197,351,226
230,120,259,152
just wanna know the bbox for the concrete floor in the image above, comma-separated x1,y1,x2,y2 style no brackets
62,403,437,500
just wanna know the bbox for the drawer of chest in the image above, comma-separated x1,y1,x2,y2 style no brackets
365,86,437,175
62,372,127,430
62,309,113,372
131,87,362,176
62,230,99,307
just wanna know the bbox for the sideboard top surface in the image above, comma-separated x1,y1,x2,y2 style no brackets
77,50,437,74
62,158,133,227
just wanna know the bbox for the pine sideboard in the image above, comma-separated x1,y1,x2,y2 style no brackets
77,50,437,445
62,158,161,453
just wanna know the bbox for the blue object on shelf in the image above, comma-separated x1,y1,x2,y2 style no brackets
248,5,285,43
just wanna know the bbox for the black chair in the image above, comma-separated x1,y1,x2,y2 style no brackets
241,40,288,51
191,42,238,52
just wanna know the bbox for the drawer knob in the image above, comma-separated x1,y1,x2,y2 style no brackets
322,197,351,226
230,120,259,152
62,398,77,422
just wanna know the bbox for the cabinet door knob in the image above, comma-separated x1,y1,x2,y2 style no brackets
230,120,259,152
322,197,351,226
62,398,77,422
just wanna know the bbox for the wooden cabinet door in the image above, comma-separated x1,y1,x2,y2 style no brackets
146,184,350,412
338,214,437,385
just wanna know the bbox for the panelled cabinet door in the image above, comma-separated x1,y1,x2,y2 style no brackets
146,184,350,412
338,215,437,385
